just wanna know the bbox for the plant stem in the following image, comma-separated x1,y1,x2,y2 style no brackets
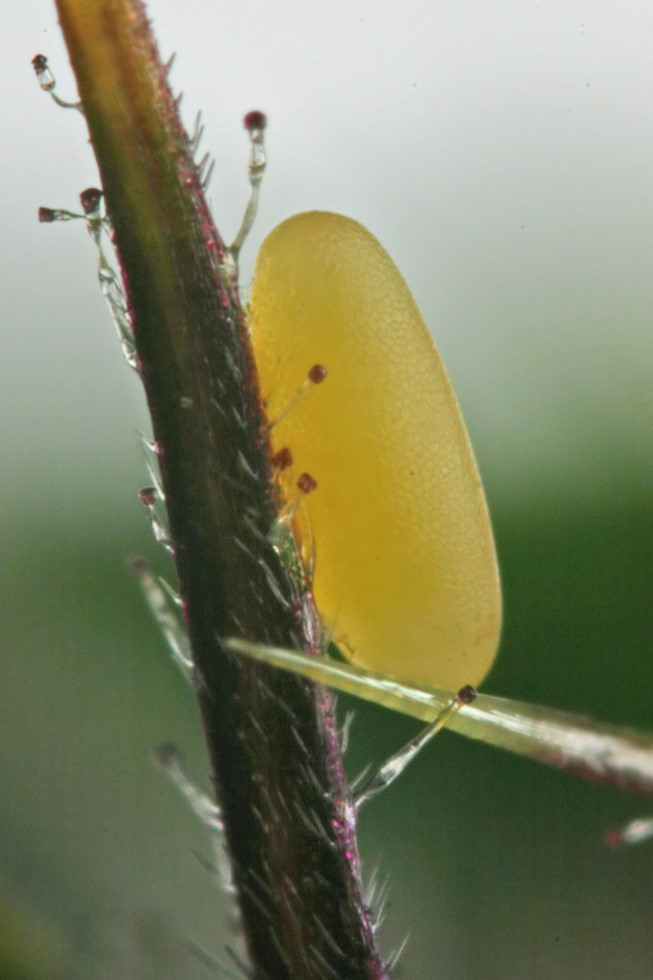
52,1,385,975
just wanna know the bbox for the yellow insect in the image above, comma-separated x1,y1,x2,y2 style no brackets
249,211,501,692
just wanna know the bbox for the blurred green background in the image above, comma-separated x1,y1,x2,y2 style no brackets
4,2,653,977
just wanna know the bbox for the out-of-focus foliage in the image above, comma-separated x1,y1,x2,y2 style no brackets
2,489,652,977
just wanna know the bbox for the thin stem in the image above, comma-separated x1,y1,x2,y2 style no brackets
51,1,385,975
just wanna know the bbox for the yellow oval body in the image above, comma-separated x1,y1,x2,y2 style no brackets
250,211,501,691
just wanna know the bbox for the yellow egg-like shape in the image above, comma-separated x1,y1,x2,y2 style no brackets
250,211,501,691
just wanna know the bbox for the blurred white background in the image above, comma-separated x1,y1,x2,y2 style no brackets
6,0,653,518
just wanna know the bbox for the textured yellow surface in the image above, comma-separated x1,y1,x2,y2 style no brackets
250,212,501,690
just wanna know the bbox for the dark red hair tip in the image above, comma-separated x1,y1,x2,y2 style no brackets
79,187,103,214
308,364,328,384
457,684,477,705
297,472,318,495
271,446,293,470
138,486,157,507
243,110,267,132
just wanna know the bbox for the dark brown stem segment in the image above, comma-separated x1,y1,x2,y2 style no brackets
52,1,386,976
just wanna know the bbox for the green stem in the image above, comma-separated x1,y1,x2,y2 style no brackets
52,1,385,975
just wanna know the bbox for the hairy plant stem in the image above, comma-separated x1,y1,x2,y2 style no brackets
53,1,386,975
